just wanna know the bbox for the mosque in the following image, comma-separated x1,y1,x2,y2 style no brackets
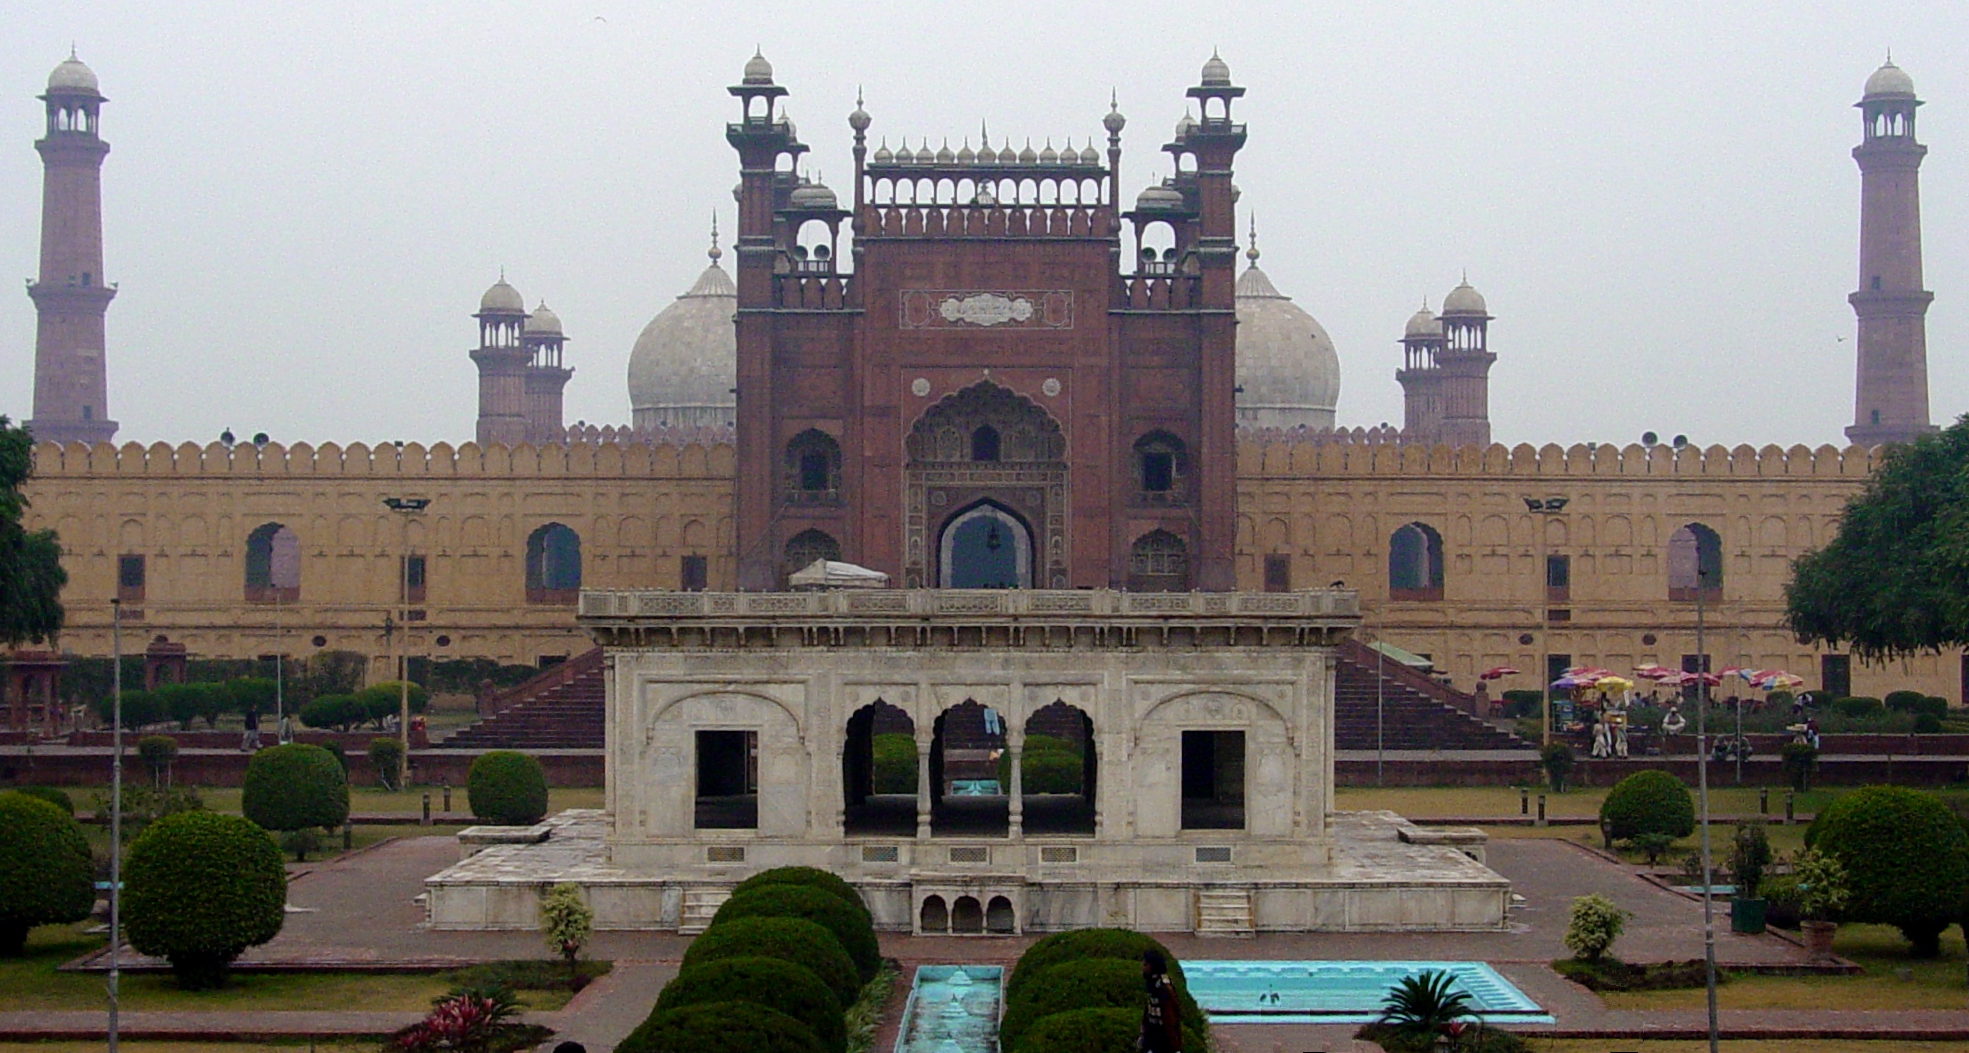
10,51,1959,729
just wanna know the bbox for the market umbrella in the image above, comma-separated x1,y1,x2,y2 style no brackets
1634,664,1675,681
1757,672,1806,690
1479,666,1521,680
1593,675,1635,692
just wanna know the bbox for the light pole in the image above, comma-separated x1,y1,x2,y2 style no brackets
1695,567,1719,1053
383,497,429,790
108,597,122,1053
1523,496,1569,748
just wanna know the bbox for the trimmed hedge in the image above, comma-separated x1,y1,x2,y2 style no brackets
679,916,861,1006
1808,785,1969,956
241,743,349,835
354,682,429,726
12,785,74,815
616,1001,823,1053
0,792,96,956
1832,696,1884,718
299,694,365,732
467,750,549,826
997,734,1084,794
1011,1006,1139,1053
124,810,287,988
730,866,870,921
1005,928,1186,1004
1001,957,1206,1053
1599,770,1695,843
710,885,880,984
653,957,845,1053
870,733,916,793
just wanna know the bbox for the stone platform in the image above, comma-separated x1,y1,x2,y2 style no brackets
423,808,1509,934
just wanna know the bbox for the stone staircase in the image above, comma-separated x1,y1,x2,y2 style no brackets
679,888,730,934
438,649,606,750
1333,639,1528,751
1195,888,1254,937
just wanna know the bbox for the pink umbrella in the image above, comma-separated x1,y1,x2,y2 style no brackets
1479,666,1521,681
1634,664,1675,681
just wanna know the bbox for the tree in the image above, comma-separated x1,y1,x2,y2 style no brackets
466,751,549,826
1600,770,1697,846
538,882,593,986
124,810,287,988
241,743,350,859
0,792,95,955
1807,785,1969,956
1787,415,1969,659
0,417,65,647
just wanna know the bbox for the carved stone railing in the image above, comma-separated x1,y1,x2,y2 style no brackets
578,588,1359,650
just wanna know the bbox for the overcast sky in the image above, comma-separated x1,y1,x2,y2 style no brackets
1,1,1963,450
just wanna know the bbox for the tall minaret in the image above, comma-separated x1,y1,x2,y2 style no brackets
1846,57,1935,447
26,52,117,445
470,275,530,446
1436,277,1495,447
520,302,572,443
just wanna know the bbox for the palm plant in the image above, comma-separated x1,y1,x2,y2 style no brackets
1378,969,1474,1040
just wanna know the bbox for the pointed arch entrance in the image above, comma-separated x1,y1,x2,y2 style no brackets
905,381,1068,588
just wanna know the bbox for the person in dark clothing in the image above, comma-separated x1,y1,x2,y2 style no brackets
241,706,261,752
1140,948,1183,1053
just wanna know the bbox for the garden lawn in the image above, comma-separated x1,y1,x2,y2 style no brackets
1599,925,1969,1012
1529,1042,1969,1053
1334,785,1841,820
0,926,588,1013
190,785,604,816
0,1044,374,1053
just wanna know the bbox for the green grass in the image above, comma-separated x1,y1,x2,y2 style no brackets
1600,924,1969,1011
187,785,603,816
1530,1042,1969,1053
0,925,600,1013
0,1044,376,1053
1335,784,1840,820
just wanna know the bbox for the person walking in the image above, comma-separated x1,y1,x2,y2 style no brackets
1139,949,1183,1053
241,705,261,752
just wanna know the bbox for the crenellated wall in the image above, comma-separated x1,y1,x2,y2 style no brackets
21,434,1960,705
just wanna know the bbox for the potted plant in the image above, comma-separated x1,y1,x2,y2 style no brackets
1793,848,1850,960
1729,821,1771,934
1540,742,1576,793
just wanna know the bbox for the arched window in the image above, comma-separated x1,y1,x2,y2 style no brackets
971,425,1001,462
784,528,842,582
1132,431,1188,505
783,430,841,505
940,503,1030,588
1388,522,1444,601
1128,530,1189,592
244,523,299,603
525,523,581,604
1668,523,1723,601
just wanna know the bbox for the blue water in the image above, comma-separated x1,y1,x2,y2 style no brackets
1185,960,1554,1025
892,965,1003,1053
1673,884,1738,897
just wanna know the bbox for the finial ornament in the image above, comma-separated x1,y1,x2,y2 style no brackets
709,213,722,263
1246,215,1259,263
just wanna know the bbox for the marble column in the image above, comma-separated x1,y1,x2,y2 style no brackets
915,735,933,841
1007,734,1025,839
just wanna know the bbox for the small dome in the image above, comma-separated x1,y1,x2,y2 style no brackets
47,55,99,94
998,144,1019,165
789,181,838,210
1441,279,1488,316
1175,111,1198,138
1236,259,1340,431
524,303,563,337
1078,144,1100,166
848,97,871,133
1018,140,1037,164
873,140,894,164
956,141,976,164
935,140,955,164
742,50,774,85
1135,184,1184,211
628,253,738,430
1201,50,1232,87
480,277,525,314
1403,305,1441,339
1038,140,1059,165
1103,99,1127,135
1864,60,1915,98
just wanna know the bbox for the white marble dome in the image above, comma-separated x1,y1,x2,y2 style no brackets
1864,60,1915,98
627,250,737,430
47,56,99,94
523,303,562,336
1404,305,1442,339
1441,279,1487,316
480,278,525,314
1236,254,1340,431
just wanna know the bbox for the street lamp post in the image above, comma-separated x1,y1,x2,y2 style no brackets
1695,568,1720,1053
383,497,429,789
108,598,122,1053
1523,497,1569,748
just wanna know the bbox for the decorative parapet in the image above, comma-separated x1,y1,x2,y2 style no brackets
1236,436,1886,479
578,588,1359,650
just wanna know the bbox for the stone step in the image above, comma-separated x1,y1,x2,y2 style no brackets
1195,888,1254,937
678,888,732,935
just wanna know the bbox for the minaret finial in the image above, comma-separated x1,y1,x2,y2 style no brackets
499,265,506,283
709,213,722,264
70,42,78,60
1245,215,1259,264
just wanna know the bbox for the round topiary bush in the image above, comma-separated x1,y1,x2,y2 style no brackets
467,750,549,826
869,733,916,793
1000,958,1206,1053
1807,784,1969,956
680,916,861,1006
653,957,845,1053
11,785,74,815
124,810,287,988
616,1001,823,1053
0,791,96,955
299,694,364,732
709,885,879,984
730,866,870,921
1885,690,1928,713
241,743,350,846
1833,696,1884,718
1599,769,1696,844
1011,1006,1139,1053
1005,928,1186,1004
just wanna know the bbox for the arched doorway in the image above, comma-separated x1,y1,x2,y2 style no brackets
1020,700,1096,836
842,699,916,836
939,502,1031,588
930,700,1008,837
904,381,1067,588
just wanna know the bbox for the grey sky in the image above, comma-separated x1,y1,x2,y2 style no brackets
2,0,1962,450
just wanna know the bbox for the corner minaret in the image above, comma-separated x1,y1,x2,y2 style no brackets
470,274,530,446
1846,57,1935,447
26,52,117,445
521,302,572,443
1436,277,1495,447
